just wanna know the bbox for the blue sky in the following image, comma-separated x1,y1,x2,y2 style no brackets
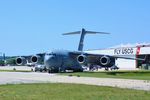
0,0,150,56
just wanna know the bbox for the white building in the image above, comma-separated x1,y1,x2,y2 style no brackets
86,45,150,70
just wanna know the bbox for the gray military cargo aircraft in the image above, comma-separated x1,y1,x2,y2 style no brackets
16,28,145,73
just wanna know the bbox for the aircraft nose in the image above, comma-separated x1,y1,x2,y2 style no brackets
45,55,51,61
44,55,53,63
44,54,56,66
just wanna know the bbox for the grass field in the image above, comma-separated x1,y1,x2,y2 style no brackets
0,83,149,100
59,70,150,80
0,70,32,72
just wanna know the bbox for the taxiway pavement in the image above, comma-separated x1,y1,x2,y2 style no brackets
0,72,150,91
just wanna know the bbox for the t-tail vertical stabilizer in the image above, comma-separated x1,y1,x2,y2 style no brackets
62,28,110,51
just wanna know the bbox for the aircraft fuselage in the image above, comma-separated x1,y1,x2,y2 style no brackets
44,50,83,72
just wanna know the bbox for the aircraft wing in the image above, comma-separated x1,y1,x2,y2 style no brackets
69,51,145,68
69,51,145,61
84,53,145,60
15,52,46,65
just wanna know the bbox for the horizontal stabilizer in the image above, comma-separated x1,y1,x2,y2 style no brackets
62,30,110,35
86,31,110,34
62,31,80,35
63,28,110,51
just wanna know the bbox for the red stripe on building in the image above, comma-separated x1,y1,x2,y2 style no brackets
136,47,141,55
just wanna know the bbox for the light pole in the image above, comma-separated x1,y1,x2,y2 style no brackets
0,52,6,66
3,53,6,66
0,52,2,60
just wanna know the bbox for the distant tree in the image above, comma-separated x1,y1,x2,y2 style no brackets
5,58,16,65
0,60,4,66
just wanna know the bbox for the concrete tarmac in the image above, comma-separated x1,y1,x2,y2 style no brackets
0,72,150,91
0,66,34,71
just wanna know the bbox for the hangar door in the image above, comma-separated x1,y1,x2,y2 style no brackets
136,54,150,69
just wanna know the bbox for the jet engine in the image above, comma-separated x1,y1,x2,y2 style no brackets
77,55,87,64
100,56,111,66
16,57,26,65
30,55,39,63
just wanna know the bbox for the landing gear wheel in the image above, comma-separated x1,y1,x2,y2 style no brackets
105,67,109,71
48,69,51,73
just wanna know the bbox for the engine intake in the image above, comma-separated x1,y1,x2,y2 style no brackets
16,57,26,65
77,55,86,64
100,56,110,66
31,55,39,63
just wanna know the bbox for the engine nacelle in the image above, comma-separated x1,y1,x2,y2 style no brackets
16,57,26,65
77,55,87,64
30,55,40,63
100,56,111,66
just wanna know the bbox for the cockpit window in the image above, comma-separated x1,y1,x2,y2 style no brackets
46,53,56,56
46,53,52,55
